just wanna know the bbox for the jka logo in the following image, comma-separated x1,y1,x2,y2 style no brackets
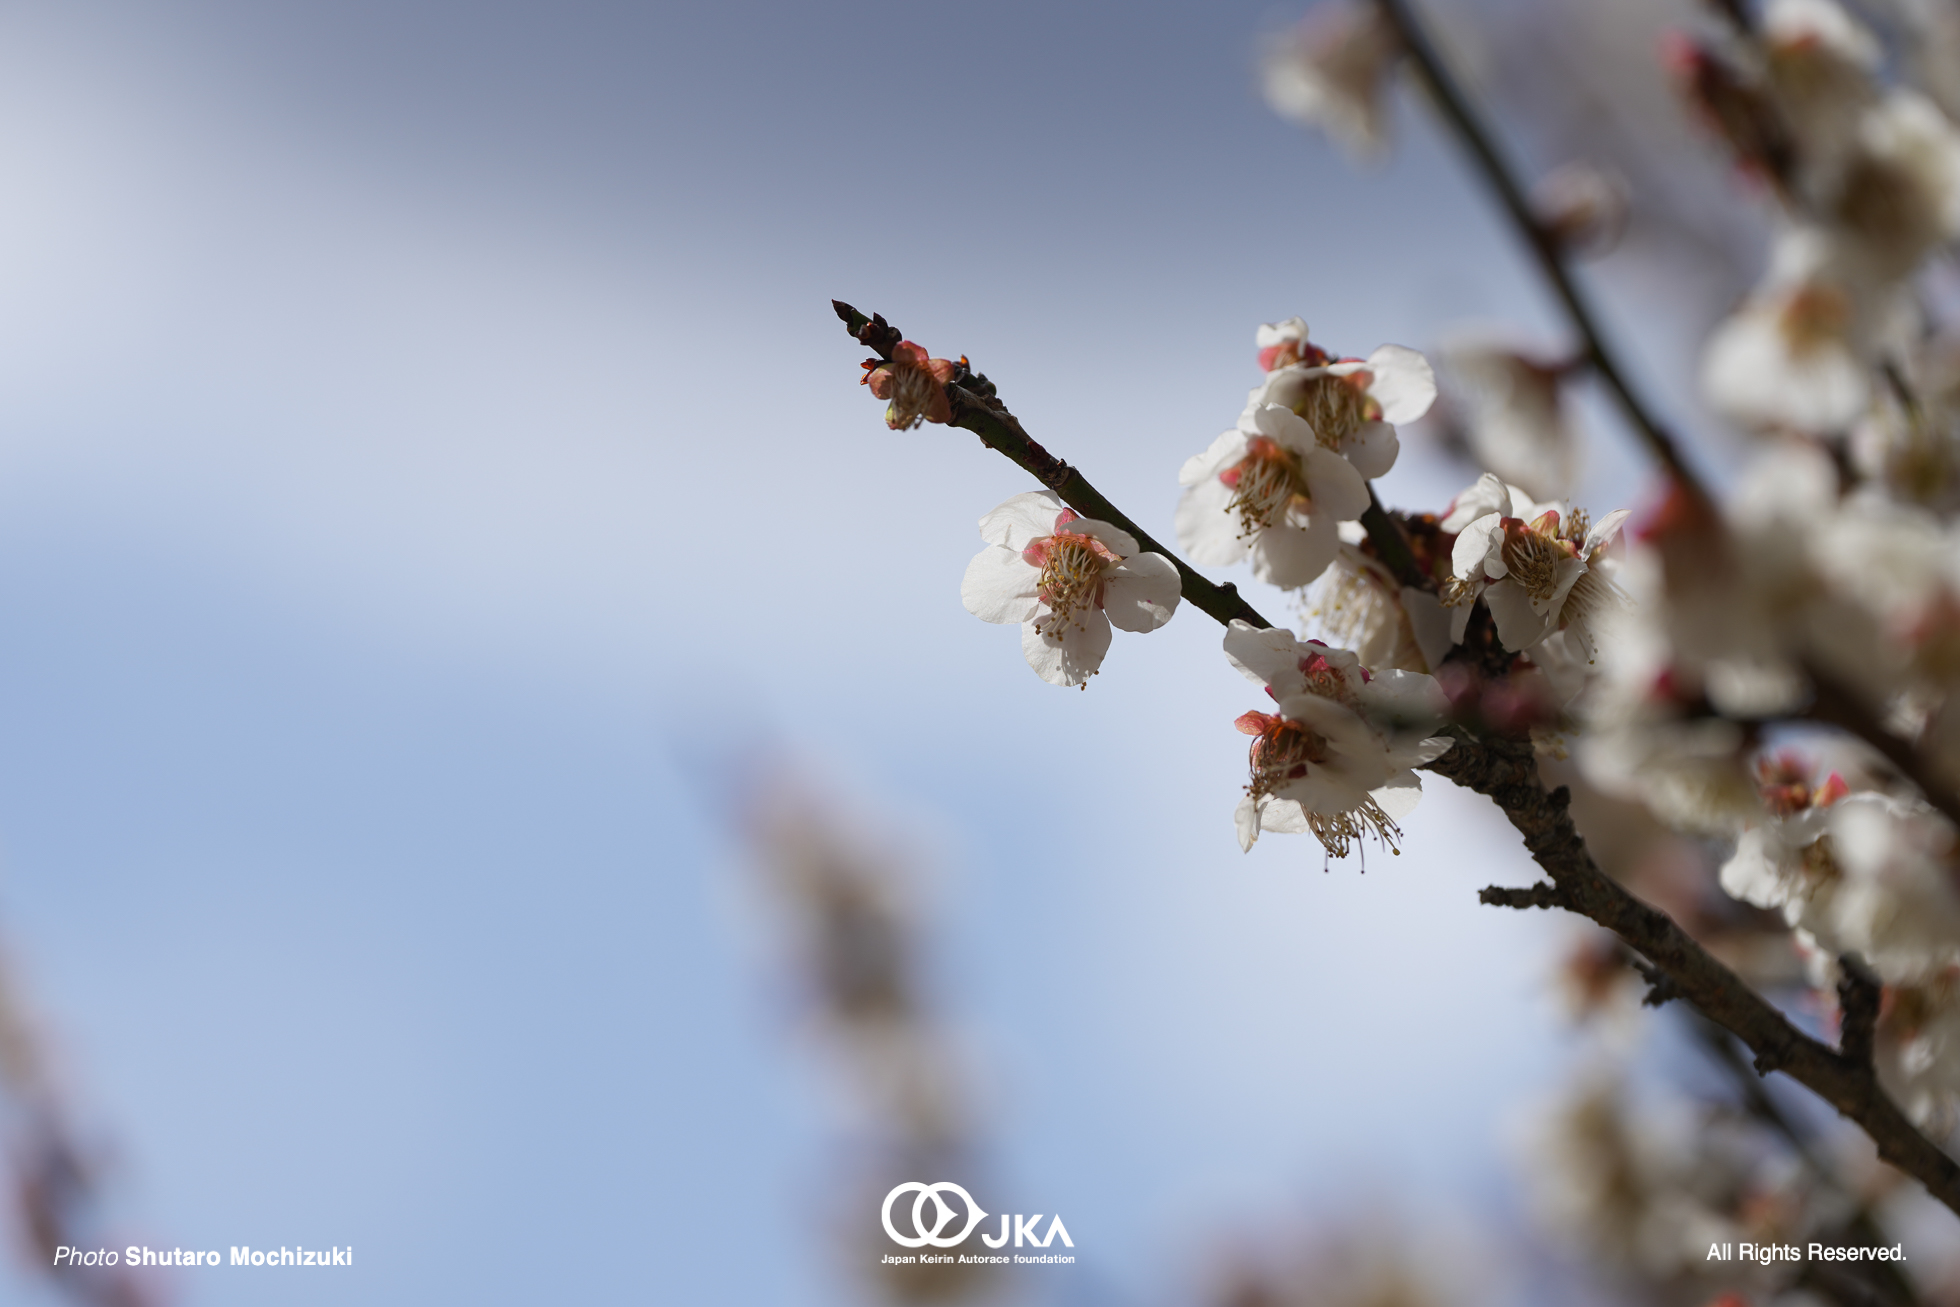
880,1181,1074,1250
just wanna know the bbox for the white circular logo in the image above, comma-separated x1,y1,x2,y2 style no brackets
880,1182,989,1248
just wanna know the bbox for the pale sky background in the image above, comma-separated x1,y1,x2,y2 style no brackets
0,2,1747,1304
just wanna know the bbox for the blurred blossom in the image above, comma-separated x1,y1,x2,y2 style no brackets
1531,159,1630,259
1201,1218,1476,1307
746,779,1002,1304
1701,227,1878,434
1260,2,1402,159
1851,332,1960,514
1438,338,1580,500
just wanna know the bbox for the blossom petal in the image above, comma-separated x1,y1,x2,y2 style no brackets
1103,553,1181,632
1224,620,1307,691
1401,587,1454,670
1257,794,1313,833
1719,827,1792,910
1249,513,1340,589
1175,478,1250,566
1702,299,1868,432
1302,445,1371,521
1584,507,1633,556
1370,771,1424,822
1022,608,1113,687
1339,419,1399,480
1235,794,1262,852
1256,317,1310,349
1245,402,1321,457
1277,692,1380,761
979,490,1066,550
1363,344,1437,424
1356,668,1450,732
1179,430,1250,487
1439,474,1510,533
1070,516,1140,559
1486,579,1555,650
961,546,1041,624
1451,513,1504,581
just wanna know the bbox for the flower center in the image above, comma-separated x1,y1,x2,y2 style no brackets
1290,370,1379,447
1500,515,1574,602
1304,799,1403,862
1029,532,1112,634
886,363,942,430
1219,437,1309,535
1778,283,1851,356
1247,717,1331,801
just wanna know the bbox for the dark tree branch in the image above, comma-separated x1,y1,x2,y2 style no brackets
1373,0,1714,509
1839,955,1882,1069
1359,487,1430,593
834,300,1960,1216
1631,957,1684,1009
1422,727,1960,1215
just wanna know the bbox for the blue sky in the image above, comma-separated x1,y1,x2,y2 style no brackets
0,3,1715,1303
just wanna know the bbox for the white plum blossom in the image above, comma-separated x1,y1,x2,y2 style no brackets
1176,402,1372,589
1247,337,1436,480
1443,474,1631,658
1301,529,1453,673
1221,621,1452,857
1259,3,1400,159
962,491,1180,688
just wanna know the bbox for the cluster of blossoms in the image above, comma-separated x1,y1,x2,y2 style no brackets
1560,0,1960,1136
855,0,1960,1207
906,304,1636,859
1252,0,1960,1144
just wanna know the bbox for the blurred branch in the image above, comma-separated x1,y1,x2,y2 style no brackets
1373,0,1715,508
0,940,156,1307
834,301,1275,631
1691,1011,1920,1306
1426,727,1960,1218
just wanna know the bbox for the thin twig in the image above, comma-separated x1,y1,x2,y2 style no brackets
1374,0,1714,507
834,301,1275,631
